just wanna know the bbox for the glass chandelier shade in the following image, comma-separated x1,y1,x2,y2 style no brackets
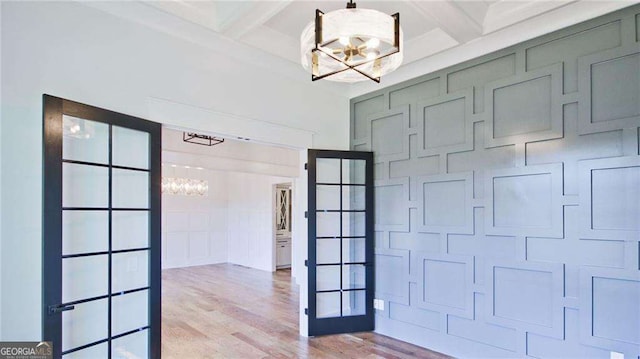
300,3,403,83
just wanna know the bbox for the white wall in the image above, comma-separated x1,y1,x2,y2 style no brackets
0,1,349,340
0,1,3,339
226,172,292,272
162,166,228,269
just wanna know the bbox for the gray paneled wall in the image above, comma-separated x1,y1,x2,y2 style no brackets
351,5,640,358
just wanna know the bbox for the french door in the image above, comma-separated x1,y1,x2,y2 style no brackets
42,95,161,358
307,149,374,336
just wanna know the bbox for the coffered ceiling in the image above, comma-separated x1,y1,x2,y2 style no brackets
87,0,637,97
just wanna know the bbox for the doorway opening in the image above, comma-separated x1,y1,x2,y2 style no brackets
274,183,293,272
160,126,299,271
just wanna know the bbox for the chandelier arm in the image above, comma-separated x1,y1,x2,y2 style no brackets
349,47,400,68
393,13,400,48
320,38,339,47
315,37,399,69
315,47,348,66
314,9,324,47
347,66,381,83
312,66,357,81
314,48,381,83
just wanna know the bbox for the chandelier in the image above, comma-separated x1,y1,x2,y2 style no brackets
300,0,402,83
183,132,224,146
162,177,209,196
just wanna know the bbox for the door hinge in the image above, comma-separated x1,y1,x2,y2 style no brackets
304,163,308,170
304,211,308,218
48,303,75,315
305,308,309,315
304,259,308,267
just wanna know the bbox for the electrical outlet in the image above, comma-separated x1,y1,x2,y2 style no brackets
610,351,624,359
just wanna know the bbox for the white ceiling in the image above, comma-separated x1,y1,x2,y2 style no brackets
90,0,637,97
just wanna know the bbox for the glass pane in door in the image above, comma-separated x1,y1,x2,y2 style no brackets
317,238,340,264
112,126,149,169
316,158,341,183
342,237,365,263
317,265,341,291
112,251,149,293
316,185,340,210
112,169,149,208
342,159,366,184
316,292,341,318
112,211,149,250
112,290,149,335
342,290,366,316
342,186,365,211
62,163,108,208
62,115,109,164
316,212,340,238
111,329,149,359
62,342,108,359
62,256,108,303
62,211,108,255
62,299,108,352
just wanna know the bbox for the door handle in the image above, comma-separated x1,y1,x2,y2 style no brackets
48,304,75,315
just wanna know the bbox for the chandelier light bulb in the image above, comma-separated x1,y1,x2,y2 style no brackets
366,37,380,49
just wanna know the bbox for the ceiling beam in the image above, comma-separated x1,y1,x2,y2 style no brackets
483,0,576,34
406,0,483,44
221,1,293,40
143,1,218,32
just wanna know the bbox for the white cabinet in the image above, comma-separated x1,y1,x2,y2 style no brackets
276,237,291,269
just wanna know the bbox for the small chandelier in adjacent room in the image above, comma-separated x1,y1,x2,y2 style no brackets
183,132,225,146
162,177,209,196
300,0,402,83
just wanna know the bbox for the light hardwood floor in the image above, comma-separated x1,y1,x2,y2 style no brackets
162,263,452,358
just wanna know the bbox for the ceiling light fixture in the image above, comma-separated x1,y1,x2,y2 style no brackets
183,132,225,146
300,0,402,83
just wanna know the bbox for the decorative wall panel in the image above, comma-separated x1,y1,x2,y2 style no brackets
351,4,640,358
579,156,640,240
485,64,563,147
417,172,473,234
374,178,410,232
389,77,440,128
375,248,410,305
580,267,640,354
487,261,564,338
447,293,518,352
578,46,640,134
525,20,621,93
415,253,474,319
485,164,564,238
447,54,516,113
417,90,473,157
368,106,410,164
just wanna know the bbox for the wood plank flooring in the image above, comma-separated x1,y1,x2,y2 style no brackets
162,263,452,358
